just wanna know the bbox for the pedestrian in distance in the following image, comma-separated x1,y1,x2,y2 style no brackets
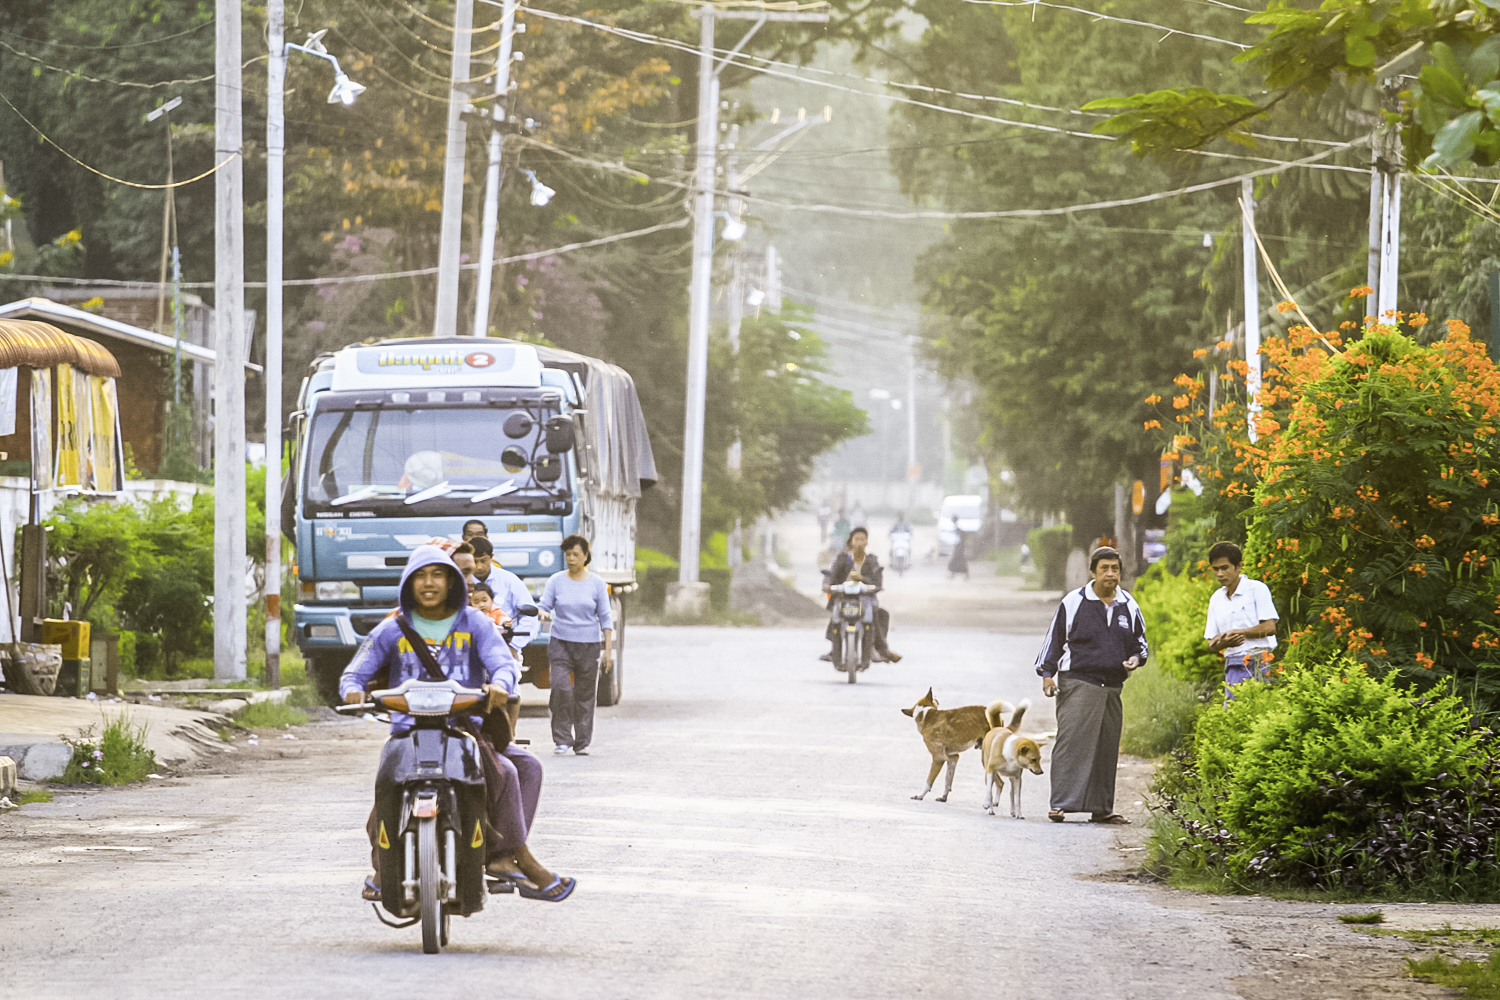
1203,540,1279,696
817,501,833,544
832,510,850,552
1035,546,1148,824
947,530,970,580
538,534,614,757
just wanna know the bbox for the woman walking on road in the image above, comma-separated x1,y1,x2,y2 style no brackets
539,534,613,757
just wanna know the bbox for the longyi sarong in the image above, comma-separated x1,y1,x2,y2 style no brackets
1049,675,1122,814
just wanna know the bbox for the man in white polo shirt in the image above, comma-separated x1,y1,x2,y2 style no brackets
1204,541,1279,693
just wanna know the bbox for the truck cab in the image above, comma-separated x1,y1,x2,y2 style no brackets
285,337,655,705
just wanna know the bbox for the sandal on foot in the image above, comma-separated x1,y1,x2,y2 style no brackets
361,876,382,901
885,651,902,663
518,874,576,902
1089,812,1131,825
485,864,530,884
1048,809,1066,823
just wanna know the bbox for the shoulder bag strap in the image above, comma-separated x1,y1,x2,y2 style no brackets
395,615,448,682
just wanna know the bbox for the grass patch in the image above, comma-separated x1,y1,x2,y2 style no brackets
235,700,310,729
1340,911,1386,924
60,714,157,784
285,685,322,709
1354,927,1500,998
1120,659,1208,757
18,789,53,804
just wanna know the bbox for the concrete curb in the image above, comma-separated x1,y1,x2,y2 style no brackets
0,735,73,780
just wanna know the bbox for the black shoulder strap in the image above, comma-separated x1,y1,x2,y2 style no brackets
395,615,448,682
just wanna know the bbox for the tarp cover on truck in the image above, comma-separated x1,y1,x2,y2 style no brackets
494,339,657,500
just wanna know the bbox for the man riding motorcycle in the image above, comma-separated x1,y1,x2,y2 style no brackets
340,545,575,903
823,527,902,663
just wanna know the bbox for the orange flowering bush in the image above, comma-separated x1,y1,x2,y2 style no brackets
1146,312,1500,707
1243,319,1500,703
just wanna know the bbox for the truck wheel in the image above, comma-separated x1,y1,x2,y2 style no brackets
308,652,353,706
597,594,624,707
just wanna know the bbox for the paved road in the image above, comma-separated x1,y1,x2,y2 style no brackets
0,623,1441,999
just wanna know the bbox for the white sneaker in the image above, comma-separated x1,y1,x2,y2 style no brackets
553,744,572,756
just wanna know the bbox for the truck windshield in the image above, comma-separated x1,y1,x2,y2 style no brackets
303,405,568,510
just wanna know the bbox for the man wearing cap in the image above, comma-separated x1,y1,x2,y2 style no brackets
1035,546,1149,825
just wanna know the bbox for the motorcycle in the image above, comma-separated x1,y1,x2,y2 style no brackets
335,677,519,954
827,579,879,683
890,530,912,576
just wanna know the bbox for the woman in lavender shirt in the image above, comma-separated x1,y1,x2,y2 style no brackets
538,534,613,756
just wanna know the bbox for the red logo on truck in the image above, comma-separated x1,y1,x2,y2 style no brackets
465,352,494,368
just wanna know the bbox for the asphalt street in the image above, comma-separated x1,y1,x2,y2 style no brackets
0,552,1454,999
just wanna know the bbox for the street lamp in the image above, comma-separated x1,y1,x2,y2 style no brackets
265,10,364,687
716,212,746,241
521,169,555,207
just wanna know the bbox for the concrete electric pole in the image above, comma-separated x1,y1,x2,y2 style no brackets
215,0,248,680
433,0,477,337
265,0,285,688
1240,177,1260,444
471,0,518,337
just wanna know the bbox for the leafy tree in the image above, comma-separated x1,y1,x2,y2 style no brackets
45,497,145,622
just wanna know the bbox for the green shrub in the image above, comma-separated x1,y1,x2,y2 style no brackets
117,630,137,677
235,700,309,728
1134,563,1222,685
1121,658,1207,757
61,714,157,784
1026,525,1072,589
634,547,679,572
1155,658,1500,894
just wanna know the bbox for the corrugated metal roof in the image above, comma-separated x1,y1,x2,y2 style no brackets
0,297,261,372
0,319,121,377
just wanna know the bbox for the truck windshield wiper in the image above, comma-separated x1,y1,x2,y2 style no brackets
330,485,404,506
469,481,519,503
404,481,454,505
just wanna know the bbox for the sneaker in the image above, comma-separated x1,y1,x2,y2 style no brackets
553,744,572,756
819,653,832,662
573,746,589,756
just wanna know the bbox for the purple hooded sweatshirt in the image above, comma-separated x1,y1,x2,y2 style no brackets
339,544,519,734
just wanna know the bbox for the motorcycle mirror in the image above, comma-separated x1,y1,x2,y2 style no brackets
516,605,540,617
545,415,575,454
534,454,564,482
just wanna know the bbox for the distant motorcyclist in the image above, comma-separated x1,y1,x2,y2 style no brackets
824,527,902,663
891,512,913,536
340,545,575,903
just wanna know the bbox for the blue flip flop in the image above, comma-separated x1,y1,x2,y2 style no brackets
518,875,576,902
361,876,381,900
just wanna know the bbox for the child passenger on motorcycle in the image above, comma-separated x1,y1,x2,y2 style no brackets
341,544,575,902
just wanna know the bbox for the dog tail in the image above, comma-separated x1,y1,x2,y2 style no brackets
1009,698,1032,731
985,700,1013,730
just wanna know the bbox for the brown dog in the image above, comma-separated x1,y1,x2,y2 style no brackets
902,688,1009,802
981,699,1045,819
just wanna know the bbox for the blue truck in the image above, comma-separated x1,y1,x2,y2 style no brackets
284,337,657,705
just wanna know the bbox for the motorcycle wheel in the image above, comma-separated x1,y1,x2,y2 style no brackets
419,816,441,954
844,630,858,684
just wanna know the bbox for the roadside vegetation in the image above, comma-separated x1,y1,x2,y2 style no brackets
1351,926,1500,998
1132,314,1500,902
60,715,157,785
233,701,310,729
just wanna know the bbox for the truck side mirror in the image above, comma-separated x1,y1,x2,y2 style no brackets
534,454,563,482
545,415,575,454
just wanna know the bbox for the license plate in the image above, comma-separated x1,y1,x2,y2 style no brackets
841,602,861,617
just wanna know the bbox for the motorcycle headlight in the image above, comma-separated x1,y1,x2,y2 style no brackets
399,687,457,716
313,580,361,601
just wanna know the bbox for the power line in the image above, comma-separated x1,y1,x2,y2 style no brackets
964,0,1252,49
0,87,238,189
0,218,690,289
0,37,250,89
0,20,214,51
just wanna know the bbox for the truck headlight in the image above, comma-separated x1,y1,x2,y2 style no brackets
537,550,555,567
306,624,338,638
312,581,361,601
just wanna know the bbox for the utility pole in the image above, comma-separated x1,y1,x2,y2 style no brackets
433,0,477,337
1365,158,1381,324
1240,177,1260,444
1376,147,1403,320
215,0,248,680
471,0,518,337
671,7,826,613
264,0,286,689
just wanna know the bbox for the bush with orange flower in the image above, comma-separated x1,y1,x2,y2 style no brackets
1240,319,1500,709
